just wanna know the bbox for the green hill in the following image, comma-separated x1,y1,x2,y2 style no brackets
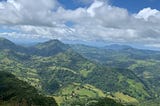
28,39,70,57
54,83,131,106
71,44,160,97
0,71,58,106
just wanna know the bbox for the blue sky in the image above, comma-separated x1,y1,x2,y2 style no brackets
58,0,160,13
0,0,160,50
58,0,89,10
0,0,159,13
111,0,160,13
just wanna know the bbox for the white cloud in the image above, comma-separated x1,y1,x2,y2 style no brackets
0,0,160,48
87,0,104,17
0,0,59,26
135,7,159,21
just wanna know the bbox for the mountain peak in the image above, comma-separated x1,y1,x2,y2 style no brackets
44,39,63,45
35,39,65,49
0,37,16,50
33,39,70,56
47,39,62,43
0,37,14,44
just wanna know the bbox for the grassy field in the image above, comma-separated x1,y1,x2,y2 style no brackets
54,83,139,106
54,83,106,106
108,92,139,105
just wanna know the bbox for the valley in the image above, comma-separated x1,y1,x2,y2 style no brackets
0,37,160,106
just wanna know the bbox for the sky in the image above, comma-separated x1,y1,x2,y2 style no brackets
0,0,160,49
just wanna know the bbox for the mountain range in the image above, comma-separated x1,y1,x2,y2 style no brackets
0,37,160,106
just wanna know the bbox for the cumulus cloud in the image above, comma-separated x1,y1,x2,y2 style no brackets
87,0,104,17
135,7,159,21
0,0,58,26
0,0,160,48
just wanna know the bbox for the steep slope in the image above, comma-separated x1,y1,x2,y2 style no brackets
0,37,27,53
0,71,58,106
0,37,16,50
0,49,42,91
30,39,70,56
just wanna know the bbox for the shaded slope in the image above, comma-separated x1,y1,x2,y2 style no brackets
0,71,58,106
0,37,27,53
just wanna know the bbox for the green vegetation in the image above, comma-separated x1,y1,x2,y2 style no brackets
86,98,125,106
71,44,160,98
108,92,139,106
0,71,58,106
138,98,160,106
54,83,130,106
54,83,105,105
1,37,159,105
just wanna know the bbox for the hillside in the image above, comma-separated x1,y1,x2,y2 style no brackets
0,37,155,105
0,71,58,106
54,83,105,105
30,39,70,56
54,83,135,106
71,44,160,100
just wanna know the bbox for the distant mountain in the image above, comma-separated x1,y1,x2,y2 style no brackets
104,44,133,50
0,71,58,106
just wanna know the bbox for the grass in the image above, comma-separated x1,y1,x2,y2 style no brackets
54,83,106,106
108,92,139,105
77,89,97,97
54,96,64,106
114,92,138,103
85,84,106,97
80,70,89,77
127,79,150,99
48,66,78,75
128,60,157,70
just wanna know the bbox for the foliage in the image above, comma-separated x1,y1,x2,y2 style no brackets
71,44,160,98
0,71,58,106
0,37,157,105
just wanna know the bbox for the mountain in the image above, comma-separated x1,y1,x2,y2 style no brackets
104,44,132,50
0,37,16,49
0,37,70,57
71,44,160,99
0,37,27,53
0,71,58,106
0,37,157,105
31,39,70,56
